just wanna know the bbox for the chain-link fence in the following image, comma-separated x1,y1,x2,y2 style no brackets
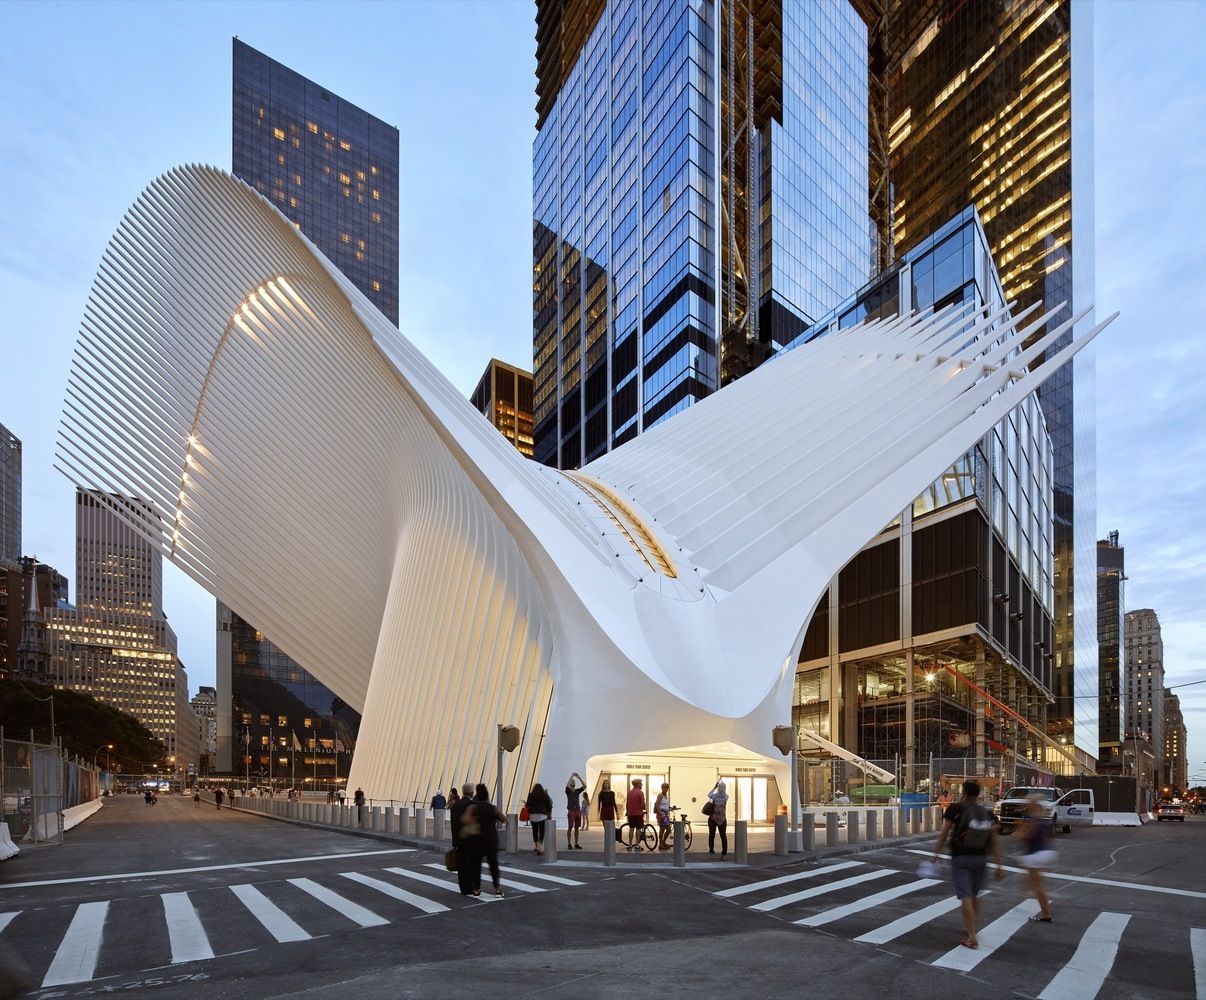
1,735,101,846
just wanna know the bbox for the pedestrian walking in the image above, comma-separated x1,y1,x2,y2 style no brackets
464,783,504,897
450,782,477,895
706,779,729,859
448,787,461,812
931,779,1004,949
1018,794,1055,922
625,779,646,851
431,789,447,811
214,787,224,810
525,783,552,855
193,789,201,808
580,789,591,832
654,782,671,850
565,772,586,850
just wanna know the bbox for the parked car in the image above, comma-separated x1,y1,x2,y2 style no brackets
993,785,1095,834
1155,802,1186,822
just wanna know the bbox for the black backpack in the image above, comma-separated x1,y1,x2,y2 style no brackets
955,803,994,851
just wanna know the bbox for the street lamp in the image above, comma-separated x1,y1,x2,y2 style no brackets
92,743,114,769
496,724,520,809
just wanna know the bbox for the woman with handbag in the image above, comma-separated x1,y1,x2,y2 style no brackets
525,783,553,855
598,779,621,842
706,779,729,859
1019,794,1055,922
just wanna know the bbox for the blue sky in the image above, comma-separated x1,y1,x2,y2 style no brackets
1,1,1203,783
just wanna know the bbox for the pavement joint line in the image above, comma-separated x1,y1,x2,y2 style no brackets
900,848,1206,899
0,848,418,890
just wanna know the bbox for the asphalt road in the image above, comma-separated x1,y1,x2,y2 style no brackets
0,796,1202,999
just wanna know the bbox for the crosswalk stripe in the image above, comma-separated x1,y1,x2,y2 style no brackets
230,884,311,943
1037,911,1131,1000
385,867,468,894
287,878,389,928
796,878,940,928
161,892,214,964
714,861,864,899
931,898,1039,971
0,912,18,934
340,872,450,915
854,894,977,945
751,869,894,913
41,900,108,988
1191,928,1206,1000
420,864,545,894
498,865,584,887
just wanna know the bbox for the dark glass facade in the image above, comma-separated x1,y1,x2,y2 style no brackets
221,603,358,786
881,0,1095,761
218,39,398,781
1096,531,1124,770
0,424,18,565
471,359,535,457
532,0,870,470
232,39,400,324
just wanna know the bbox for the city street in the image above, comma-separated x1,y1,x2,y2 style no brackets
0,797,1202,999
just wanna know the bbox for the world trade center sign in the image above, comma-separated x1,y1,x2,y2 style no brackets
56,167,1112,810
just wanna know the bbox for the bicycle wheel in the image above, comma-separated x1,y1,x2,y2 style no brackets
683,824,693,850
641,823,659,851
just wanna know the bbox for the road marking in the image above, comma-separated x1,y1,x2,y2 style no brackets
420,863,544,894
751,869,894,913
287,878,388,928
853,895,965,945
796,878,940,928
930,898,1039,971
41,900,108,988
161,892,214,964
498,865,584,886
230,884,311,943
1188,927,1205,1000
340,872,450,915
0,912,18,933
900,849,1206,900
1037,911,1130,1000
714,861,864,898
0,848,416,891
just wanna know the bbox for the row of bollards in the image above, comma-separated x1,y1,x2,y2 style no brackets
211,792,945,863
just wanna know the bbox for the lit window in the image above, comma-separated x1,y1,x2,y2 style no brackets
371,279,381,291
355,250,365,261
306,122,318,134
341,232,350,243
277,153,285,166
339,140,351,151
371,211,381,223
356,170,365,181
370,165,378,175
304,717,312,728
289,196,298,207
291,137,300,148
273,127,285,141
338,172,351,185
371,189,380,200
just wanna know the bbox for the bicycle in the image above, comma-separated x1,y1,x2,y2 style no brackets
619,818,657,851
667,806,693,851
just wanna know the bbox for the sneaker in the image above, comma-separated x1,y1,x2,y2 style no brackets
494,886,503,897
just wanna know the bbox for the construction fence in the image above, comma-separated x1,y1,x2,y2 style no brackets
801,753,1059,810
1,735,101,845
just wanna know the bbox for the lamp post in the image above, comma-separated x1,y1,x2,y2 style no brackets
772,724,801,851
92,743,113,769
496,724,521,809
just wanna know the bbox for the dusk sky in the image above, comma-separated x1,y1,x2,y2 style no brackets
2,1,1203,781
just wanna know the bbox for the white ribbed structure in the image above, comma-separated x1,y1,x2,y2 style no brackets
57,166,1114,809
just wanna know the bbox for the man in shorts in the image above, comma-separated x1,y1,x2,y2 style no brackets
564,772,586,849
932,779,1004,949
625,779,646,851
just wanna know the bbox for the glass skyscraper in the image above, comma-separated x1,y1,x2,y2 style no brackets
218,39,399,781
232,39,400,324
0,423,19,565
532,0,871,470
882,0,1096,764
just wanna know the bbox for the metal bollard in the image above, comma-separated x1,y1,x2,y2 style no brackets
774,813,788,856
402,808,414,837
847,811,860,844
672,820,686,868
734,819,749,864
801,816,815,851
603,820,617,867
933,805,943,830
543,820,558,862
911,807,922,836
371,807,382,832
826,811,840,848
506,813,519,855
384,806,394,834
884,809,895,838
866,809,878,842
433,808,446,840
922,806,933,833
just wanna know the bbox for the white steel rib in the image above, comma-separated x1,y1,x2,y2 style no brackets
56,166,1115,808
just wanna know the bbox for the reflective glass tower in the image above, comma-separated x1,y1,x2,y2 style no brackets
532,0,871,469
218,39,398,780
881,0,1096,764
0,423,19,565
